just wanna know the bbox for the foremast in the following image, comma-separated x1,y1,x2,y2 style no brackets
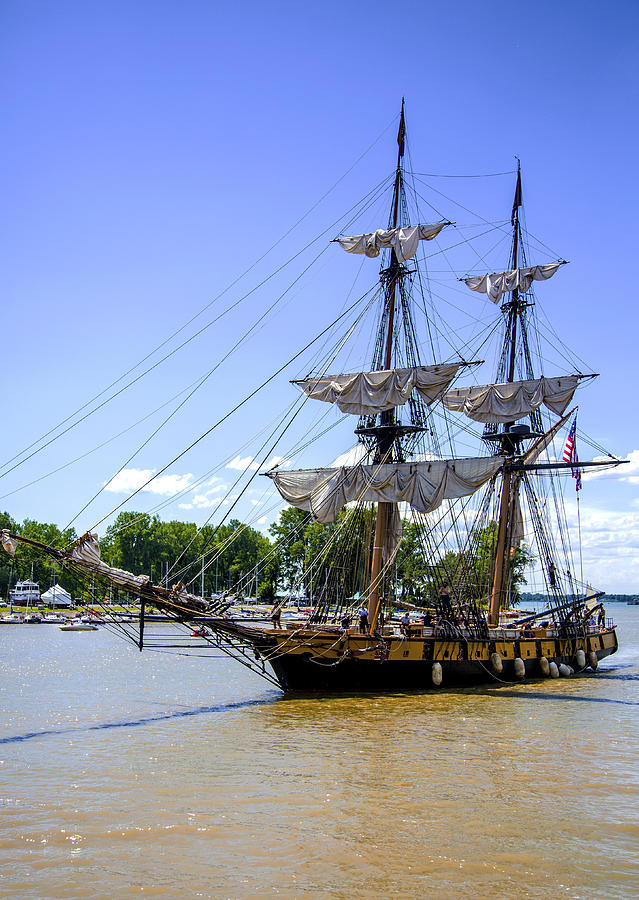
488,165,523,626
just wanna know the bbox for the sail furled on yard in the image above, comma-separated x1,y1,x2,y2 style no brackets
70,533,152,589
337,223,449,263
442,376,580,424
294,364,461,416
508,476,525,557
462,262,565,304
268,457,502,525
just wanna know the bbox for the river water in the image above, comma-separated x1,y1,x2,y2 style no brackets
1,606,638,899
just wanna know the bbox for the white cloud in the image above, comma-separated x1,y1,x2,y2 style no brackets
263,455,291,470
226,454,291,472
104,468,194,496
582,449,639,484
226,455,260,471
191,494,223,509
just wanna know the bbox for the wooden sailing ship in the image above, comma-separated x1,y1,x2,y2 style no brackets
1,103,622,692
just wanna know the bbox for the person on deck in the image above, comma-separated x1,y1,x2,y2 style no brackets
400,610,411,636
598,606,606,629
341,613,352,632
271,601,283,629
358,604,369,634
438,582,454,619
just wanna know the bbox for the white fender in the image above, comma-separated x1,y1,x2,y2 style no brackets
514,657,525,679
431,662,443,686
588,650,598,670
549,661,559,678
539,656,550,677
558,663,572,677
575,649,586,669
490,651,503,674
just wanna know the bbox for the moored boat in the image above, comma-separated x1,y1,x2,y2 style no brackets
9,579,40,606
59,621,99,631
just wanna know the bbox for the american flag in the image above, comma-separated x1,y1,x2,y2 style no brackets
563,416,582,491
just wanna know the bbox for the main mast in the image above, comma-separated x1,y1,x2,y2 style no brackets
366,101,406,634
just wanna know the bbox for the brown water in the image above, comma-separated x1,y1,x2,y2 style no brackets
1,607,638,899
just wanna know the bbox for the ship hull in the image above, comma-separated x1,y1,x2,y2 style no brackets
269,647,616,692
239,625,619,693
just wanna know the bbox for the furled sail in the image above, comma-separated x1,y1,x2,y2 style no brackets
337,222,449,263
70,533,152,589
268,457,502,524
69,533,208,611
442,376,580,424
0,530,17,556
462,262,565,304
508,476,524,557
294,364,461,415
505,410,577,558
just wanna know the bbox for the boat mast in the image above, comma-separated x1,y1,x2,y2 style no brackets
367,101,405,633
488,164,522,626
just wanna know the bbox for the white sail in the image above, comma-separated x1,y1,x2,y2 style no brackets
337,222,449,263
294,364,461,415
70,533,152,589
69,533,208,611
442,376,580,424
508,477,525,556
463,262,564,304
268,457,502,524
0,529,17,556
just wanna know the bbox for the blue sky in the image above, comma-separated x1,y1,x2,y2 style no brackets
1,0,638,590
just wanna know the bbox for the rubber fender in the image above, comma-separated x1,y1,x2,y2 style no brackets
558,663,572,677
514,657,525,679
431,662,443,686
575,649,586,669
539,656,550,677
549,661,559,678
588,650,598,670
490,651,503,674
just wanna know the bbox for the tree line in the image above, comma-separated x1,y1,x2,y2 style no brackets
1,508,529,607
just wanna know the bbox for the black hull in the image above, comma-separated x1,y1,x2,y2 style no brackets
268,646,617,693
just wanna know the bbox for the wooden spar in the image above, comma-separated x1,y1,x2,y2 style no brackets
488,464,511,626
367,102,405,633
368,502,388,632
506,162,522,383
382,99,405,372
489,164,522,626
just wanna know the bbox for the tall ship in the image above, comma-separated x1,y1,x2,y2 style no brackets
1,104,623,691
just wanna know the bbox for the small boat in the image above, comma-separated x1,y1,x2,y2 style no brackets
0,612,24,624
42,613,68,624
23,612,43,624
9,579,40,606
59,617,100,631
